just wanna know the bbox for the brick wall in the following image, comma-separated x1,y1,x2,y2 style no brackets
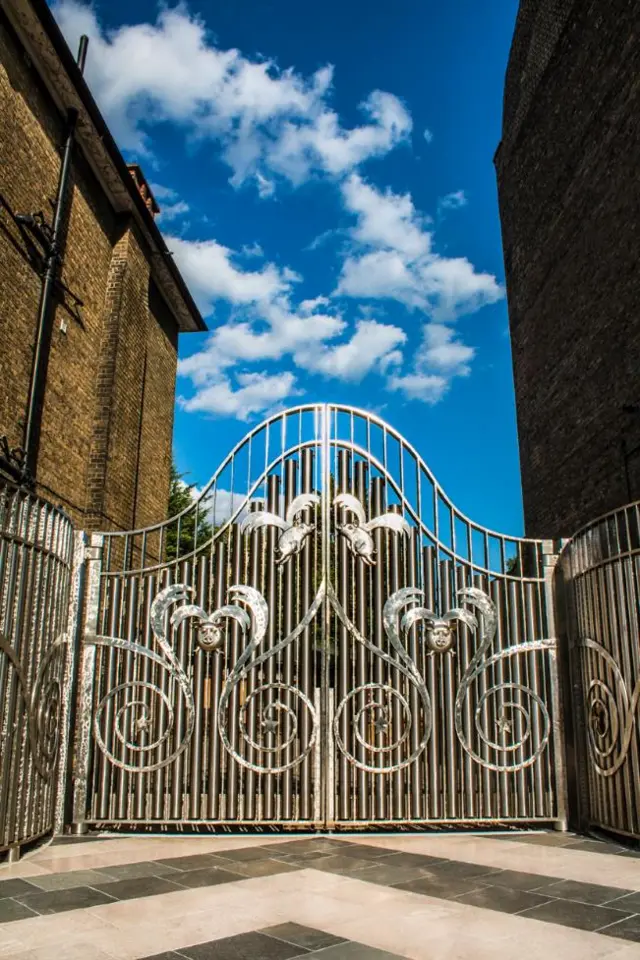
496,0,640,538
0,13,178,532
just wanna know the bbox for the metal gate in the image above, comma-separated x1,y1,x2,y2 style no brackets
561,503,640,841
72,404,565,831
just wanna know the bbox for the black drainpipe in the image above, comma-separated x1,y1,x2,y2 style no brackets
19,35,89,485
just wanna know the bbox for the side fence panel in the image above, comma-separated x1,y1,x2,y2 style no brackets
0,480,75,856
561,504,640,842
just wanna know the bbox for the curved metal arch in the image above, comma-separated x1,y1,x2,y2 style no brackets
98,403,544,575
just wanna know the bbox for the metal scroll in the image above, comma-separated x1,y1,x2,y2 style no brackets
76,404,563,829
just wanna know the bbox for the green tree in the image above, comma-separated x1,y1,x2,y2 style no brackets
166,461,213,561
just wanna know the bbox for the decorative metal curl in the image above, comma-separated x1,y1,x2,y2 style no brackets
330,586,431,773
453,587,555,773
333,493,411,566
240,493,320,565
579,638,639,777
91,585,197,773
0,633,66,779
216,584,321,774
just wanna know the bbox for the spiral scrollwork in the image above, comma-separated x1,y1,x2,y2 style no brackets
330,586,432,773
453,587,555,773
579,638,639,777
216,585,321,774
0,633,66,780
91,585,197,773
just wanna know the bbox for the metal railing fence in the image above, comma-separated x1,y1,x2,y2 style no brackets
0,479,75,856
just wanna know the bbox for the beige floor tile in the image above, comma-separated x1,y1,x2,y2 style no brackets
25,834,294,873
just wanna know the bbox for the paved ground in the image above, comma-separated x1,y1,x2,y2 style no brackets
1,831,640,959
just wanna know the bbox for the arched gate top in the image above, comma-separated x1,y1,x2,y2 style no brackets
98,403,549,580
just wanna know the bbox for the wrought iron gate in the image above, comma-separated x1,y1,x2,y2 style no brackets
72,405,565,831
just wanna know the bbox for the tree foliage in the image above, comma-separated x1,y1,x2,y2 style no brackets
166,461,213,561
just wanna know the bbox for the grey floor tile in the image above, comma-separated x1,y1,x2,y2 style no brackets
15,885,117,915
565,839,628,855
21,868,115,892
533,878,635,905
331,843,395,861
178,931,308,959
0,878,41,898
378,851,444,869
605,891,640,911
454,885,555,915
93,875,187,900
156,854,225,872
275,851,335,865
312,854,384,875
599,914,640,942
224,858,299,878
216,846,288,863
484,870,562,892
0,898,40,923
347,862,428,887
519,897,632,932
394,874,486,900
312,942,405,959
100,860,183,880
170,866,244,889
260,923,347,950
427,860,500,881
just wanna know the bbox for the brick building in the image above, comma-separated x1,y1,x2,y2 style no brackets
495,0,640,538
0,0,205,532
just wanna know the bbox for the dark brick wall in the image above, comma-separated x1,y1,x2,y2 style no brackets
0,14,178,531
496,0,640,538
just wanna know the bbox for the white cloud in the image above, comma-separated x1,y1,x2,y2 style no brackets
423,128,433,144
295,319,406,381
438,190,467,212
388,371,448,404
337,175,503,321
388,323,473,404
167,235,295,314
53,1,411,192
157,200,190,222
149,182,178,200
420,323,474,375
179,370,300,421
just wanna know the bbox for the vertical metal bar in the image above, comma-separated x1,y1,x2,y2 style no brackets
370,477,386,820
388,503,403,820
321,405,333,828
71,535,103,831
300,448,314,821
54,530,86,834
206,539,226,820
354,460,368,821
282,460,297,820
263,474,280,821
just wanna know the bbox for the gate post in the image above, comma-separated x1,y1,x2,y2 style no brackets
54,530,87,835
542,540,569,831
70,533,103,834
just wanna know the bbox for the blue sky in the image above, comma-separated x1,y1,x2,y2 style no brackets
53,0,523,534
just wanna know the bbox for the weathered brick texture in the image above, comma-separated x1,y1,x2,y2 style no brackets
0,12,183,532
496,0,640,538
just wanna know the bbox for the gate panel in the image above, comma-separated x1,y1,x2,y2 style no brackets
74,404,564,831
78,407,325,827
327,408,563,826
561,504,640,841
